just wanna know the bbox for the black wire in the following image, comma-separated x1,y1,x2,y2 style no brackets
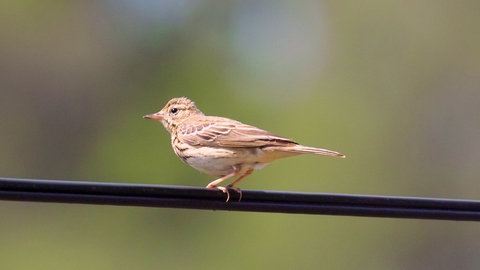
1,177,480,221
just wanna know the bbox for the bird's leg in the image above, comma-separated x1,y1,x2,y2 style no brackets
226,168,254,202
206,166,241,202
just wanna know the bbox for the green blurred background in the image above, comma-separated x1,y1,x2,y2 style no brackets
1,1,480,269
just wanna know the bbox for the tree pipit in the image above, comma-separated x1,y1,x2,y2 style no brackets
144,97,345,201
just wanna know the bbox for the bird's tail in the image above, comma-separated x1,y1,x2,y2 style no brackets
282,145,346,158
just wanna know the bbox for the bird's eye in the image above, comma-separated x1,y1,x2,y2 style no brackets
170,108,179,114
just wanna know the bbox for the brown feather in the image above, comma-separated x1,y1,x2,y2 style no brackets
264,145,346,158
177,116,298,148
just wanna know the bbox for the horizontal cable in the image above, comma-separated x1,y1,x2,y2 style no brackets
1,177,480,221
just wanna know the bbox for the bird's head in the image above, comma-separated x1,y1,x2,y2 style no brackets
144,97,204,133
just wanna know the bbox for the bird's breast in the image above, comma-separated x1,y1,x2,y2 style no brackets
171,138,279,176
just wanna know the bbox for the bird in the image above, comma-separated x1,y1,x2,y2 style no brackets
144,97,345,201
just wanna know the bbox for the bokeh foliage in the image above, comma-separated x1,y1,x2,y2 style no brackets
1,1,480,269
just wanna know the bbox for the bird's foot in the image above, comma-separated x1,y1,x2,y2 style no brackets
226,185,242,202
209,185,231,202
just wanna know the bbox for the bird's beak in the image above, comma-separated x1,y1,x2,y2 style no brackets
143,112,164,121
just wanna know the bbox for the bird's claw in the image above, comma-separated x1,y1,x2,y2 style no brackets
210,186,242,202
214,186,231,202
226,185,242,202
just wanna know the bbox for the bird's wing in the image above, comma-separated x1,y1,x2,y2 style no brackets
177,117,298,148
